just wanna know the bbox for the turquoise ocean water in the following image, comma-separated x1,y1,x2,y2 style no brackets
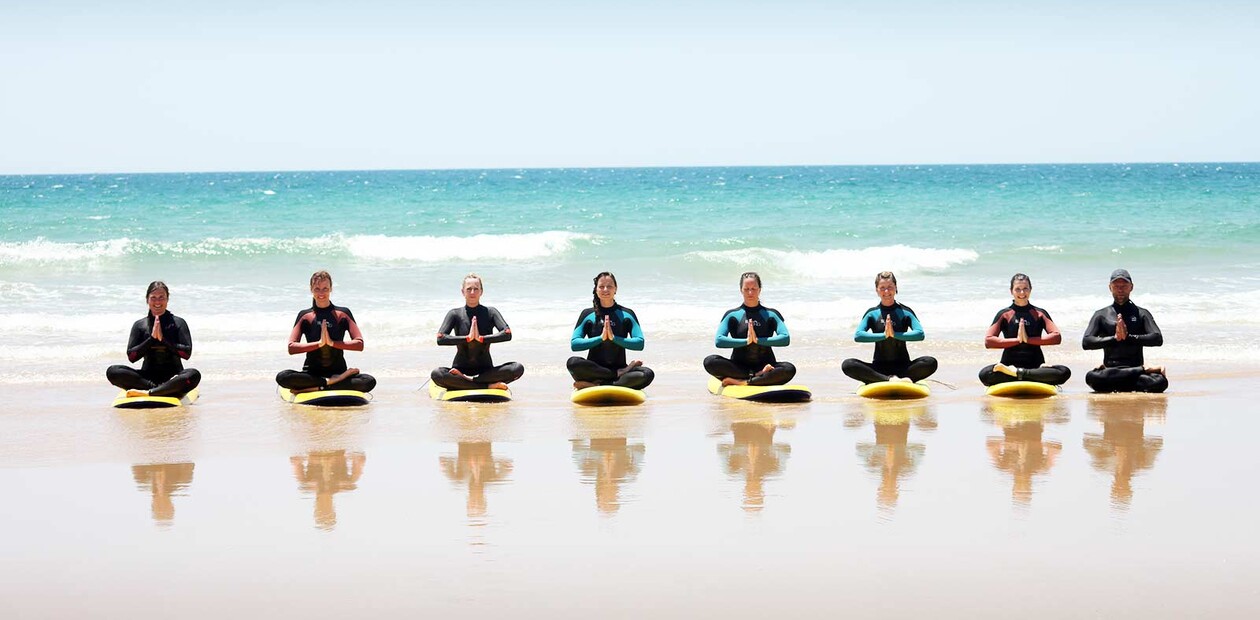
3,164,1258,384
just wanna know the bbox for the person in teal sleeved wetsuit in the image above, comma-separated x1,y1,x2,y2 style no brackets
842,271,938,384
703,272,796,386
567,272,654,390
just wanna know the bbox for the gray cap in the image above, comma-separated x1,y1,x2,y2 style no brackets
1109,268,1132,283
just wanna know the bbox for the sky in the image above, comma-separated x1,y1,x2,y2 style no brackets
2,1,1258,174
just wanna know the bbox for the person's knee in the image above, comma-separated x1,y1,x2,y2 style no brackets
275,370,293,386
1144,373,1169,393
566,357,586,371
359,374,378,392
1059,366,1072,383
430,368,449,383
920,356,939,373
506,362,525,382
185,369,202,388
779,362,797,380
638,367,655,388
841,358,862,373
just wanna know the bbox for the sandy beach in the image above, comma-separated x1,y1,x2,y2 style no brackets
4,352,1259,617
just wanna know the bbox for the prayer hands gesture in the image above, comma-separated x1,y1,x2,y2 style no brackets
746,319,758,345
467,316,484,343
319,320,334,348
601,315,614,341
1017,318,1028,344
884,315,895,339
151,316,164,342
1114,312,1128,341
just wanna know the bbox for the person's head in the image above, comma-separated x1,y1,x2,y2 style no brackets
1108,269,1133,304
309,270,333,306
875,271,898,305
1010,273,1032,304
592,272,617,309
462,273,484,306
739,271,762,306
146,281,169,316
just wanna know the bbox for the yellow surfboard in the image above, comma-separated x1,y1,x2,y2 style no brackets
856,381,930,400
707,377,811,403
112,387,200,409
428,382,512,403
280,388,370,407
985,380,1059,399
571,385,646,406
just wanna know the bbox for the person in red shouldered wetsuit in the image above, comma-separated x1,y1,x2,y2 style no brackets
276,270,376,393
979,273,1071,386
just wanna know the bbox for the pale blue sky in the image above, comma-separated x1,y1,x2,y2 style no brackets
2,1,1257,173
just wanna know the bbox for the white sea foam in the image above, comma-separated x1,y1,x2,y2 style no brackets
0,231,594,265
684,245,979,279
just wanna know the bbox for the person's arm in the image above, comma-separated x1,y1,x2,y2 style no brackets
1027,312,1062,346
169,317,194,360
481,308,512,344
854,311,885,343
762,310,790,347
715,312,744,348
287,314,320,355
436,310,465,346
895,309,925,341
571,311,602,351
984,315,1016,349
612,310,645,351
1129,309,1164,347
332,313,365,351
125,319,155,362
1081,311,1112,350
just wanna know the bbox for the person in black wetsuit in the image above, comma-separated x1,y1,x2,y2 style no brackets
842,271,938,384
1082,269,1168,393
276,270,376,393
703,272,796,387
979,273,1071,386
106,281,202,398
567,271,654,390
431,273,525,391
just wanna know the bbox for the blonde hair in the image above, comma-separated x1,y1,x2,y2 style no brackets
462,273,483,290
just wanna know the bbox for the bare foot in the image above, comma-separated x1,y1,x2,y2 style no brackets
617,360,643,377
759,364,775,376
573,381,598,390
125,389,149,398
327,368,360,386
993,363,1018,378
1145,365,1166,376
889,376,912,383
488,382,510,391
721,377,749,387
290,387,321,394
448,368,466,377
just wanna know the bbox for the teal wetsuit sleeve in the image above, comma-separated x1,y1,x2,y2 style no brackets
715,310,745,348
571,311,601,351
762,309,790,347
895,308,925,342
854,310,886,343
612,310,645,351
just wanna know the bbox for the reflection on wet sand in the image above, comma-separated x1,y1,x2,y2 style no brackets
436,407,514,521
291,451,365,530
982,398,1070,506
286,406,371,530
114,408,198,525
132,462,195,525
571,408,646,514
847,402,934,511
1083,394,1168,509
712,401,799,512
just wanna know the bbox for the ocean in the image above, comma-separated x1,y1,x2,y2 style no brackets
3,163,1259,385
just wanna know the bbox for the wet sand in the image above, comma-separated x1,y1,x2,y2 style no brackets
3,361,1259,617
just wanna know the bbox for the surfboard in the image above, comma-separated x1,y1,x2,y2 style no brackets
856,381,930,400
985,380,1059,398
112,387,200,409
428,382,512,403
280,388,370,407
571,385,646,406
707,377,812,403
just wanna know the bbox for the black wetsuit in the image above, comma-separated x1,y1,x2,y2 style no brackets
979,303,1071,386
106,312,201,397
703,304,796,386
842,302,938,384
567,304,654,390
276,303,377,392
1082,300,1167,393
431,305,524,390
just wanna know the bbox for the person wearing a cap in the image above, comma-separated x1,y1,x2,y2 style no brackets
1081,269,1168,393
